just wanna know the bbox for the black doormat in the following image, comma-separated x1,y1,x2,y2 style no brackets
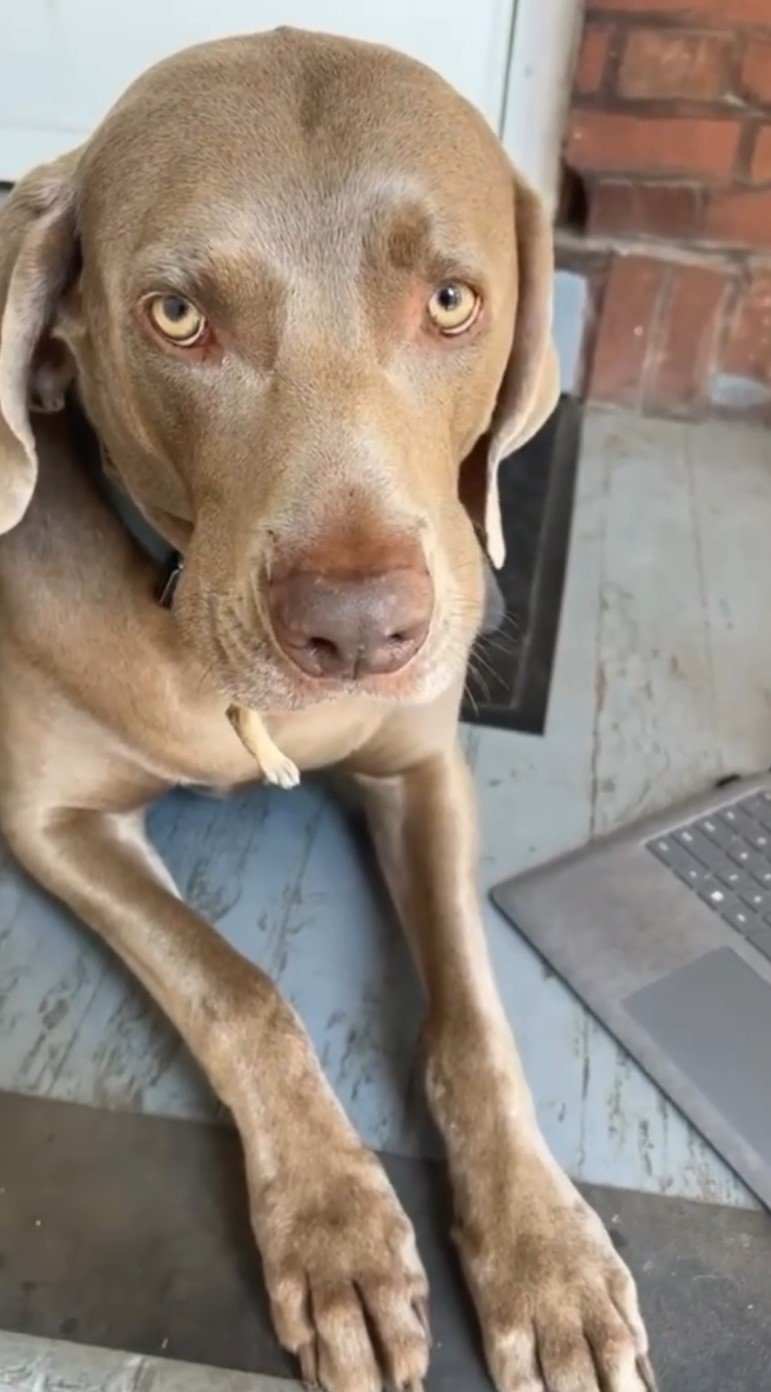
2,1088,771,1392
463,395,582,734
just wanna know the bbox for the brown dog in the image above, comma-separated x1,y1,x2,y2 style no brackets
0,29,654,1392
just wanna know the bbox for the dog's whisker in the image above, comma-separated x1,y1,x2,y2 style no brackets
465,653,491,704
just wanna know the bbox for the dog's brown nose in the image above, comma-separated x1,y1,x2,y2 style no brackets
268,568,433,680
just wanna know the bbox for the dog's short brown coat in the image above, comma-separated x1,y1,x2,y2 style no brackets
0,30,654,1392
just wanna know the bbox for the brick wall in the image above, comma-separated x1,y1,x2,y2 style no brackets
561,0,771,418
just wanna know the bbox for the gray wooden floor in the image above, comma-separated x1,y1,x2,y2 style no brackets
2,408,770,1212
0,1332,299,1392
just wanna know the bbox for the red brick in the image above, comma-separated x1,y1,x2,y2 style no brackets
705,187,771,246
619,29,731,101
589,255,666,407
589,1,771,20
720,269,771,385
566,112,741,179
646,263,729,412
752,126,771,180
576,24,613,95
742,37,771,105
588,180,703,239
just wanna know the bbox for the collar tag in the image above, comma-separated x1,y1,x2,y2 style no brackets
158,554,184,609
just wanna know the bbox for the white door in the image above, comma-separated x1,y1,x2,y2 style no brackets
0,0,516,179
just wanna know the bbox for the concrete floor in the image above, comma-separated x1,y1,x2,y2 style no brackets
2,407,771,1382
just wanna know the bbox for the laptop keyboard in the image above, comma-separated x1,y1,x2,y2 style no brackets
648,789,771,962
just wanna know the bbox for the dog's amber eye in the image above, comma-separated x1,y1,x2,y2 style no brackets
147,294,207,346
427,282,480,336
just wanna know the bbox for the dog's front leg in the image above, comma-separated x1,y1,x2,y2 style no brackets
5,805,429,1392
357,745,655,1392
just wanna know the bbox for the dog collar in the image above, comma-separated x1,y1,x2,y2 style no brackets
96,454,184,608
158,552,185,609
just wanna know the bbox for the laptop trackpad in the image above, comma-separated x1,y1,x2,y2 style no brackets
624,948,771,1163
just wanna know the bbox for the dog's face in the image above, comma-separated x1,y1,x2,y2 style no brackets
0,29,558,711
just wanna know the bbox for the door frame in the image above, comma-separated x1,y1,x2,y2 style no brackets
502,0,581,213
501,0,585,392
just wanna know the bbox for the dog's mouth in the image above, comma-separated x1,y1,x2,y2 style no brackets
191,602,464,714
219,630,452,711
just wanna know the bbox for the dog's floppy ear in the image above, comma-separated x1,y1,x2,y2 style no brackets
461,173,560,569
0,150,81,535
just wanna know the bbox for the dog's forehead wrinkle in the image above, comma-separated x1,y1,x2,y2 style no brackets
81,35,510,256
126,192,365,297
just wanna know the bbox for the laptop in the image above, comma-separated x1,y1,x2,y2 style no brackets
492,770,771,1210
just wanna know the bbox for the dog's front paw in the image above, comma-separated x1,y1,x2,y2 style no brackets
455,1150,655,1392
253,1146,430,1391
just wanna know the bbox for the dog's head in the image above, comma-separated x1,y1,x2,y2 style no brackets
0,29,558,710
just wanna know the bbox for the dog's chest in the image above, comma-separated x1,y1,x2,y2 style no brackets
251,702,384,775
165,697,384,791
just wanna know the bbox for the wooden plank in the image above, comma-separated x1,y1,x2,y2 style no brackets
0,843,109,1099
0,1331,299,1392
685,419,771,774
589,414,721,836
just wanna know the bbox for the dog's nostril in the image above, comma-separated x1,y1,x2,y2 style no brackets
306,636,345,674
310,637,338,660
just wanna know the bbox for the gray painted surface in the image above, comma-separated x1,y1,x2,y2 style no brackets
0,1334,295,1391
553,268,588,394
4,411,771,1206
709,372,771,411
